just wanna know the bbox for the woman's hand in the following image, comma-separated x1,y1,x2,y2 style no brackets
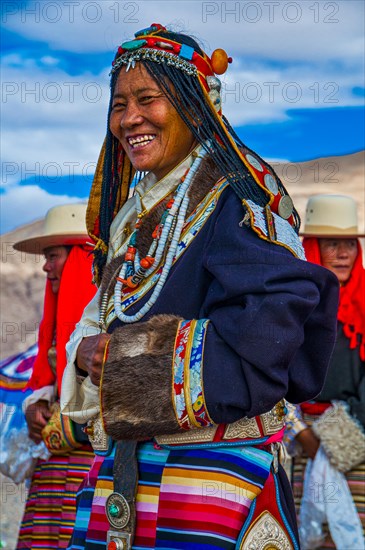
25,400,52,444
296,427,320,459
76,333,111,387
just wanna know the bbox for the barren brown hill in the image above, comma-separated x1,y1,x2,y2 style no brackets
1,220,45,360
273,150,365,234
1,151,364,361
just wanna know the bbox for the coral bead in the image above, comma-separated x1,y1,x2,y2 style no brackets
211,49,230,75
140,256,154,269
126,276,138,289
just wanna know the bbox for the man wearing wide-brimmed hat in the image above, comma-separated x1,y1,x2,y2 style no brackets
285,194,365,549
13,204,97,550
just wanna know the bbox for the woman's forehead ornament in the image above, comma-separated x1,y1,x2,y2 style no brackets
110,23,232,106
114,48,198,76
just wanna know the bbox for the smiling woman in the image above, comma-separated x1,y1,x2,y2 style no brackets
109,64,197,181
60,24,339,550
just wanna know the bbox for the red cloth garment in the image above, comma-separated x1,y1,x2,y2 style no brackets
303,237,365,361
28,244,96,393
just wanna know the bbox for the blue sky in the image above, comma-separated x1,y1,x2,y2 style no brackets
1,0,364,233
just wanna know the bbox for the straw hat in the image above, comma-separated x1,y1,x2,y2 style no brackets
14,203,89,254
302,194,364,238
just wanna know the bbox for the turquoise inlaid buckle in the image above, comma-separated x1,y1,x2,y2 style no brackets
121,39,147,51
106,492,131,529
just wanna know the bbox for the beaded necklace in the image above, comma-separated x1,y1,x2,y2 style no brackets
98,146,208,327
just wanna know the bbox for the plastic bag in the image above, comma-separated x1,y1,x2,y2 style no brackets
299,446,364,550
0,402,50,484
0,345,50,484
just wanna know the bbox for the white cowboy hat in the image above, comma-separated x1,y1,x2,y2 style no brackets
302,194,364,238
14,203,90,254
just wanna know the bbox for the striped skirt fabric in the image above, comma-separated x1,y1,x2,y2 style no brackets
17,444,94,549
68,441,275,549
291,412,365,549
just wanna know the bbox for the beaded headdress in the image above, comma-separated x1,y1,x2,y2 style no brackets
88,23,299,284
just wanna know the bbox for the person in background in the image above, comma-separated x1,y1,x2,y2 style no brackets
285,194,365,549
61,24,338,549
13,204,97,549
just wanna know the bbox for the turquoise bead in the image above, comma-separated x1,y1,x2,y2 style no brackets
121,39,146,51
108,503,120,517
134,26,158,37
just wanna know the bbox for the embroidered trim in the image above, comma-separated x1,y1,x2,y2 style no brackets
42,402,81,455
172,319,214,430
188,319,213,427
173,320,192,430
273,472,300,550
283,402,307,456
183,320,196,427
242,199,305,260
155,410,285,446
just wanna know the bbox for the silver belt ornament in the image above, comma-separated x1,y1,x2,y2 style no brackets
106,492,132,549
106,530,131,550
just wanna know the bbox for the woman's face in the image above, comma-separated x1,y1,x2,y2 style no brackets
109,63,197,181
42,246,69,294
319,238,358,284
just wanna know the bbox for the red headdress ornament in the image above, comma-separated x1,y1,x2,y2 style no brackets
111,23,232,113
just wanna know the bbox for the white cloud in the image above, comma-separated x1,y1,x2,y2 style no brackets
1,49,362,186
3,0,364,65
0,185,87,234
220,62,364,125
1,63,108,185
40,56,60,66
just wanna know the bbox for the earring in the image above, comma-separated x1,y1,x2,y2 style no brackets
207,76,222,112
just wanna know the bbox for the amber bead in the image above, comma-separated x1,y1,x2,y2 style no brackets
211,48,231,75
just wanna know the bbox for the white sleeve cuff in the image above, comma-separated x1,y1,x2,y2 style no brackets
23,385,55,413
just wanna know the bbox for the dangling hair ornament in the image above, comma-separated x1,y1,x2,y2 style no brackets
206,76,222,112
207,49,232,112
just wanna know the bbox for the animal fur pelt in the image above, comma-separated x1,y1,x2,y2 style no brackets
101,314,183,440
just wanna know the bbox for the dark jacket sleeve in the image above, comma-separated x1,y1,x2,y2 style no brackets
200,193,339,424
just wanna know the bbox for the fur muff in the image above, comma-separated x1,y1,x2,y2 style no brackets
101,314,183,440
